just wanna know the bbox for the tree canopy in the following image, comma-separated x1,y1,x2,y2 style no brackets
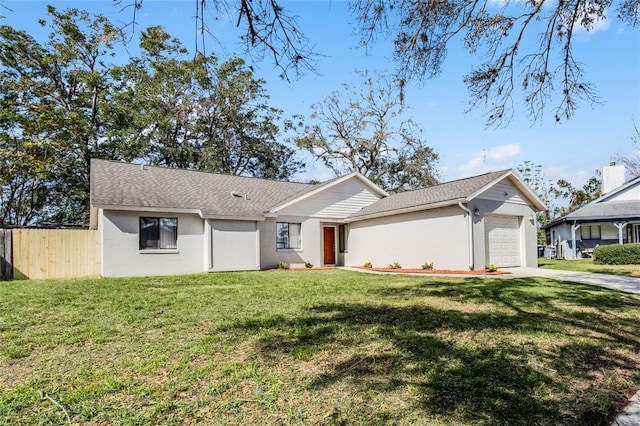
0,7,304,226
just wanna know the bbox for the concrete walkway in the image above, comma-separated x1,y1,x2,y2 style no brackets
500,267,640,295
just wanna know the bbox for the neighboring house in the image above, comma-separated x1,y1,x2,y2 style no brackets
543,164,640,259
90,159,545,277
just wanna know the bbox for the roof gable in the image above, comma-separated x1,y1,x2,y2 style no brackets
268,172,388,215
469,170,547,210
348,169,546,221
594,174,640,203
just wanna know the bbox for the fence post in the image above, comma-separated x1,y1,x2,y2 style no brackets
0,229,13,280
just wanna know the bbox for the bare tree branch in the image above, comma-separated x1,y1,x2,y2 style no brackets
114,0,319,81
352,0,638,127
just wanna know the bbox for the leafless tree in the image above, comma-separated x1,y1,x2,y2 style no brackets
295,70,439,192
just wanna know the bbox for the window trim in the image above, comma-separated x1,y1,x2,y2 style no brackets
580,225,601,240
139,216,178,251
276,222,302,250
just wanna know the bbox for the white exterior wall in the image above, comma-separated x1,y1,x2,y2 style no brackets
605,185,640,201
100,209,204,277
472,197,539,268
346,178,541,270
261,176,384,269
259,216,323,269
346,205,470,270
208,219,260,271
277,178,382,219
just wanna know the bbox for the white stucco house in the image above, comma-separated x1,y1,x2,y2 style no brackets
543,164,640,259
90,159,546,277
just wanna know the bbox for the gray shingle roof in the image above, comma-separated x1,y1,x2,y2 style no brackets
564,200,640,221
90,159,316,218
349,169,511,219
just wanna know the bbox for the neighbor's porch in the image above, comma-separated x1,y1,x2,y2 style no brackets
545,220,640,260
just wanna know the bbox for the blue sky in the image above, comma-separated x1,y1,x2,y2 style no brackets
3,0,640,187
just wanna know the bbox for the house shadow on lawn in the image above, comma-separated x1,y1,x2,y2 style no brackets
221,277,640,426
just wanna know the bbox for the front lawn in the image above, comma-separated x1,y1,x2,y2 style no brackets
539,257,640,277
2,270,640,425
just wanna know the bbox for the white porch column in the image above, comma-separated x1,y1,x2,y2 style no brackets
571,223,581,259
613,222,628,244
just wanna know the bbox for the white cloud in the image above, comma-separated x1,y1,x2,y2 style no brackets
444,143,521,180
543,166,590,187
576,15,610,33
573,3,610,34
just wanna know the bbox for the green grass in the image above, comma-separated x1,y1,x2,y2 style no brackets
539,257,640,277
2,270,640,425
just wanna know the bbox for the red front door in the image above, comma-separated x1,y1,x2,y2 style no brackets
323,227,336,264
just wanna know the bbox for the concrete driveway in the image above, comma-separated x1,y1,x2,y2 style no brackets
503,267,640,295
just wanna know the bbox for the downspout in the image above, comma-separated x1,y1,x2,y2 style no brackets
458,202,474,270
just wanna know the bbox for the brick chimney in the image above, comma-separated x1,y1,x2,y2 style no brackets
602,162,626,194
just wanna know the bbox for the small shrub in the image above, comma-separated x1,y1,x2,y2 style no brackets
485,264,498,272
594,243,640,265
304,260,313,269
421,262,434,270
362,262,372,268
388,262,402,269
276,261,289,269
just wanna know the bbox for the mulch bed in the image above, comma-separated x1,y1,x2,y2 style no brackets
358,267,509,275
271,266,508,275
270,266,337,271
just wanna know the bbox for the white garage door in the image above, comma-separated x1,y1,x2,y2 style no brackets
485,215,521,267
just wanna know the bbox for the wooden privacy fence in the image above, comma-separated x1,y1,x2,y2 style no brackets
1,229,101,280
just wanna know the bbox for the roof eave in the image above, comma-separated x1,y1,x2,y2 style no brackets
201,214,265,221
93,204,203,216
467,169,548,211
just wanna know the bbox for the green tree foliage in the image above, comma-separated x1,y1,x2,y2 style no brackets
517,160,602,222
517,161,554,226
295,70,439,192
0,8,304,226
0,6,123,225
112,27,304,179
552,173,602,216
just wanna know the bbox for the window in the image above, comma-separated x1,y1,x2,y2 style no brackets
139,217,178,250
580,225,601,240
338,224,347,253
276,222,301,249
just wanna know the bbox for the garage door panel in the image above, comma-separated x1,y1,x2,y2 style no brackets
485,215,520,267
